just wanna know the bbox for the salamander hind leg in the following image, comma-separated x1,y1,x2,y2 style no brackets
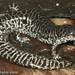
16,33,30,46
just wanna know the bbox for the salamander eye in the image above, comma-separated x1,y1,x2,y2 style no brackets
70,32,73,34
70,31,75,36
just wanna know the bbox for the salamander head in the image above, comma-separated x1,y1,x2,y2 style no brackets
60,25,75,43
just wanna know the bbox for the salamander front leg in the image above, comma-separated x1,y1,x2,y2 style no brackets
51,45,62,59
9,3,19,11
8,3,19,15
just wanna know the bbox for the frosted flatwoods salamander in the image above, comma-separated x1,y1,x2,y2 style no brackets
0,3,74,70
